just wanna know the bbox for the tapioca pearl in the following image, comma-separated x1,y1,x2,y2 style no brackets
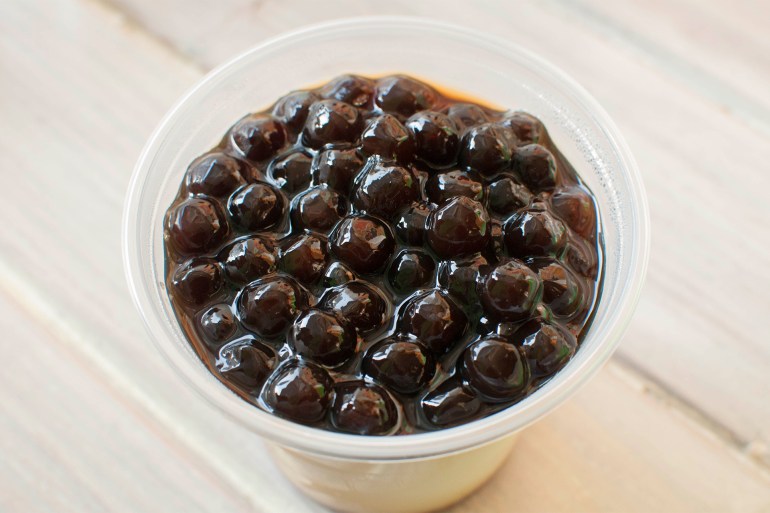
279,233,328,285
504,209,567,258
405,110,460,167
363,338,436,395
167,198,228,256
228,182,284,231
322,262,357,288
374,75,438,120
395,202,432,246
199,304,237,346
331,381,399,435
512,320,577,378
427,196,490,259
321,281,388,333
536,260,584,317
352,159,420,220
228,115,287,162
302,99,362,149
462,337,529,401
312,147,363,194
387,250,436,294
446,103,490,130
488,175,533,216
264,360,333,424
360,114,414,164
320,74,375,108
185,152,247,198
563,238,599,279
422,377,482,428
425,170,484,204
501,111,545,146
400,290,467,355
478,259,541,322
238,276,306,338
171,258,223,307
513,144,557,192
220,237,276,285
290,309,357,368
269,151,312,194
221,343,273,392
272,90,319,135
438,254,488,306
331,215,395,274
292,186,346,233
458,123,514,176
551,186,597,240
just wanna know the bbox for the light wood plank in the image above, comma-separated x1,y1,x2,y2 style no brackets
105,0,770,464
0,291,253,513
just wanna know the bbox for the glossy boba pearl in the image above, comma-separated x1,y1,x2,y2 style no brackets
331,382,398,435
185,152,246,198
374,75,438,120
172,258,223,307
400,290,467,354
422,377,481,427
427,196,490,259
446,103,489,129
353,159,420,219
312,148,363,194
426,170,484,204
563,239,598,279
222,343,273,391
290,309,357,367
513,144,557,192
488,175,533,216
479,260,541,321
405,111,460,167
228,182,284,231
320,74,375,108
513,320,577,378
238,276,305,338
220,237,276,285
551,187,597,240
360,114,414,164
269,151,312,194
395,202,431,246
279,233,328,284
363,338,435,395
504,209,567,258
199,304,237,345
462,337,529,401
459,123,514,176
322,281,387,333
302,99,362,149
167,198,228,256
502,111,544,146
332,216,395,274
264,360,333,424
438,254,487,306
537,260,584,317
387,250,435,294
322,261,356,288
229,115,286,162
292,186,346,232
272,90,319,134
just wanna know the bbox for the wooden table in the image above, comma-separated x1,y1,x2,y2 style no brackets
2,0,769,511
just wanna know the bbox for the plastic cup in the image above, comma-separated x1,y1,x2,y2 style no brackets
123,17,649,513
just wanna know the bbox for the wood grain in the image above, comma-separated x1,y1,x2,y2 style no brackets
106,0,770,463
1,0,769,511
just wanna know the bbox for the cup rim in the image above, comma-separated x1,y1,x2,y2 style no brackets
123,16,650,461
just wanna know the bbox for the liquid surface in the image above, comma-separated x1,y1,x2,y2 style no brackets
164,74,602,435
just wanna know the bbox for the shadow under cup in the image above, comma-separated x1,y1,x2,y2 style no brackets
123,18,649,513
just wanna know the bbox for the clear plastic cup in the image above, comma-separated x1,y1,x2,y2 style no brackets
123,17,649,513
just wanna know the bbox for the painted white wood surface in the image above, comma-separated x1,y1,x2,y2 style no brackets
0,0,769,512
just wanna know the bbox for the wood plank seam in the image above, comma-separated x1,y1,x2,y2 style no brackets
545,0,770,138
